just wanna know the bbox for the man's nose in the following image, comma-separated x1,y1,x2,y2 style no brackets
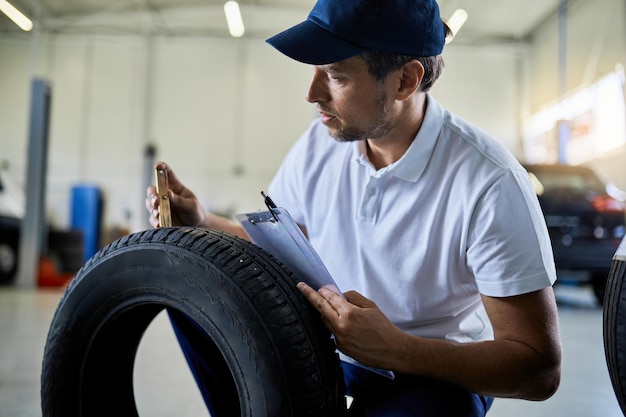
305,68,329,104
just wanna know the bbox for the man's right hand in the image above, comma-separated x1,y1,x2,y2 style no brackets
144,161,250,240
145,161,208,228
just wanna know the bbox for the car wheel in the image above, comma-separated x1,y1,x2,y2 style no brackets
591,272,607,305
603,241,626,414
0,230,18,284
41,227,345,417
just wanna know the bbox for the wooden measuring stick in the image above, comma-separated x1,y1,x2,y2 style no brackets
155,168,172,227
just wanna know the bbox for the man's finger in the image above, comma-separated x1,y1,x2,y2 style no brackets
297,282,338,315
316,298,328,311
297,282,320,303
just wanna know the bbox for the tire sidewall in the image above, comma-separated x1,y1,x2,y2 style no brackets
603,250,626,414
47,243,286,417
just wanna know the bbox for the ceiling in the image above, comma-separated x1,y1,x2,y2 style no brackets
0,0,563,44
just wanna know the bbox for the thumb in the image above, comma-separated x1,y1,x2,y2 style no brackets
343,290,376,308
155,161,186,194
168,189,197,215
168,189,184,208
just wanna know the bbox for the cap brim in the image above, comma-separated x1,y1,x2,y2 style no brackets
266,20,367,65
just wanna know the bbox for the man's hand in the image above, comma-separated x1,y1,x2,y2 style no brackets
145,162,208,228
144,161,250,239
296,282,409,370
297,281,561,400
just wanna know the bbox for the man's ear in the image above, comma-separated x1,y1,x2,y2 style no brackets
396,60,424,100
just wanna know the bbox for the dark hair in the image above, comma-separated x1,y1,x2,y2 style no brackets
359,21,451,92
360,51,445,92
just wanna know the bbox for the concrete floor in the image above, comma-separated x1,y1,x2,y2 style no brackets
0,280,623,417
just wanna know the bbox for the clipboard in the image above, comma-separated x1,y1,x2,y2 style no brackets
235,206,343,298
235,192,394,380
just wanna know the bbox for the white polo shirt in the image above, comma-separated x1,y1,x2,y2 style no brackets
268,95,556,343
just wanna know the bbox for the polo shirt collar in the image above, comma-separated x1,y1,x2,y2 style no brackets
354,94,444,182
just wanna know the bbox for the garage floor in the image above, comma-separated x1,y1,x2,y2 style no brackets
0,279,622,417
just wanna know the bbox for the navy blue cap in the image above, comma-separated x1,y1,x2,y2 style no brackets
266,0,446,65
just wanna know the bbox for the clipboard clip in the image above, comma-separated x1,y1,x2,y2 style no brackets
261,191,279,222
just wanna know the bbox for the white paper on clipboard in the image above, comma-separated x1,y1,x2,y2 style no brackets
236,205,395,380
235,208,342,297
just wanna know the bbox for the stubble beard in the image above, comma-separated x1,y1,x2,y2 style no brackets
329,89,394,143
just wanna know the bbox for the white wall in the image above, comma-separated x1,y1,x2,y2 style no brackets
527,0,624,112
524,0,626,189
6,0,625,241
434,43,523,156
0,29,522,239
0,33,318,234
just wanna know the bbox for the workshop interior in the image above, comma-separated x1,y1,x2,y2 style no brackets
1,0,626,416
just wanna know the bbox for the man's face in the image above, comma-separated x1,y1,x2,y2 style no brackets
306,56,396,142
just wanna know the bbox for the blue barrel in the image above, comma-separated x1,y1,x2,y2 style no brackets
70,185,102,262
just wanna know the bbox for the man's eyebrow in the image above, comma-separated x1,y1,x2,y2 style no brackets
319,64,341,73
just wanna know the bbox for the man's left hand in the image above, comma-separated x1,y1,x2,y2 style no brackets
296,282,409,370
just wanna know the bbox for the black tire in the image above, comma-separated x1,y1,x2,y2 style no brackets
603,242,626,414
0,228,19,284
41,227,345,417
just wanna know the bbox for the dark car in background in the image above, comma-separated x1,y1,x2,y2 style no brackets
0,169,24,283
0,169,84,284
523,163,626,304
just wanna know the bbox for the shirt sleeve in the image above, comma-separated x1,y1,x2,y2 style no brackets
467,168,557,297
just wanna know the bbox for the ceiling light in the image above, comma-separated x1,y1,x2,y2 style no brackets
445,8,468,43
0,0,33,31
224,1,245,38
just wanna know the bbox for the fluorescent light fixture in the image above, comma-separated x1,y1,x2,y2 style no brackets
224,1,245,38
0,0,33,31
445,8,468,43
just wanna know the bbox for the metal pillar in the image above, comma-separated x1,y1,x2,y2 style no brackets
16,78,51,287
142,144,156,230
140,35,155,231
557,0,570,164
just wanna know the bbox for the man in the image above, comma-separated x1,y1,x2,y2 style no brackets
146,0,561,415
